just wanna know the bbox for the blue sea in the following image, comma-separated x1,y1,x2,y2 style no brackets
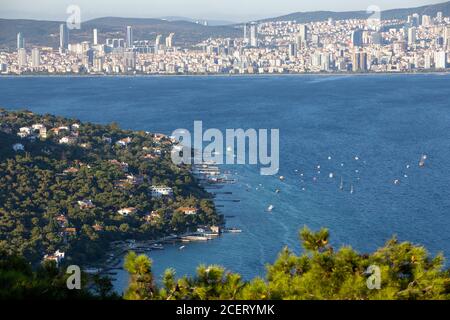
1,74,449,293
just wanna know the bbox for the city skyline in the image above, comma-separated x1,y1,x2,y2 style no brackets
0,0,445,22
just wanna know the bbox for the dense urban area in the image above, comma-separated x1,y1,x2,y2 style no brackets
1,11,450,75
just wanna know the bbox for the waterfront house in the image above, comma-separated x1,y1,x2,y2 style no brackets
151,186,173,198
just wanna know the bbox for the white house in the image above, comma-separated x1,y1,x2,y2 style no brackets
151,186,173,198
78,199,95,209
118,207,137,216
59,136,77,145
178,207,198,215
12,143,25,152
43,250,65,266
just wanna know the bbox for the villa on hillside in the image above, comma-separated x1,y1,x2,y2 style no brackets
43,250,65,267
177,207,198,215
118,207,137,216
151,186,173,198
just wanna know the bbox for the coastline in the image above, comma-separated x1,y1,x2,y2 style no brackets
0,70,449,78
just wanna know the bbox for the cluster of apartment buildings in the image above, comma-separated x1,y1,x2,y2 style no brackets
1,12,449,75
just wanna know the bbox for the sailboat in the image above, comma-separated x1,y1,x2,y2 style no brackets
419,154,427,168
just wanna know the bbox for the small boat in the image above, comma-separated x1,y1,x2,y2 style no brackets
419,154,427,168
267,205,274,212
179,246,186,250
339,177,344,190
350,184,354,194
275,189,281,194
279,176,285,181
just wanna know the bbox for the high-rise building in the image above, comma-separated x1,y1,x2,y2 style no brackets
412,14,420,27
424,53,432,69
250,23,258,47
243,24,248,43
408,27,417,46
445,26,450,47
124,51,136,70
93,29,98,45
436,12,443,23
126,26,133,48
434,51,447,69
155,35,162,53
17,32,24,50
352,51,367,72
288,43,297,59
31,48,40,68
18,48,27,68
421,15,431,26
298,24,308,46
351,30,364,47
59,24,69,51
166,33,175,48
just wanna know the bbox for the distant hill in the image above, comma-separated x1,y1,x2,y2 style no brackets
259,1,450,23
1,1,450,50
0,16,241,50
160,16,237,26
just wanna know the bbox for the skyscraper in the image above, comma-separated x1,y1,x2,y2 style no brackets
126,26,133,48
298,24,308,46
250,23,258,47
408,27,417,46
351,30,364,47
18,48,27,68
59,24,69,51
243,24,248,43
288,43,297,59
155,35,162,53
422,15,431,26
434,51,447,69
352,52,367,72
445,26,450,48
165,33,175,48
93,29,98,45
31,48,40,68
17,32,24,50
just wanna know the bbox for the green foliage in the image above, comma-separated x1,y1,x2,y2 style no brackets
0,109,220,265
0,251,117,299
125,227,450,300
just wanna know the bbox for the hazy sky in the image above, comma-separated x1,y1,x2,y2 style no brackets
0,0,444,22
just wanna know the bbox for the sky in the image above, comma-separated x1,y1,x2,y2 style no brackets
0,0,445,22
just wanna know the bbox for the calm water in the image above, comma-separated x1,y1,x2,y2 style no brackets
1,74,450,293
